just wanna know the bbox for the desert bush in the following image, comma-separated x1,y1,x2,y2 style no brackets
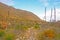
4,33,15,40
43,29,56,39
37,29,56,40
55,33,60,40
15,24,28,31
34,23,40,29
0,30,5,37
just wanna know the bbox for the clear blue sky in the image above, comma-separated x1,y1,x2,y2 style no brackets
13,0,45,15
0,0,60,21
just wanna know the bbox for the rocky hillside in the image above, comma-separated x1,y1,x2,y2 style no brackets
0,2,60,40
0,2,42,21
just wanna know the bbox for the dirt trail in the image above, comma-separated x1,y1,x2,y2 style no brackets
16,27,39,40
24,27,38,40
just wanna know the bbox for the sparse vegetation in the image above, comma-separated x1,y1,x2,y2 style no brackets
34,23,40,29
0,30,5,37
55,33,60,40
0,2,60,40
4,33,15,40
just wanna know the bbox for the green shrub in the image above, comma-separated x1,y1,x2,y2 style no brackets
22,26,28,30
15,24,28,31
34,23,40,29
15,24,21,30
55,33,60,40
5,33,15,40
0,30,5,37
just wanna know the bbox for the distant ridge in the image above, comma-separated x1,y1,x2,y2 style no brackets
0,2,43,22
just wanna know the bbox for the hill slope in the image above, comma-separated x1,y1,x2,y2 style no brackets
0,2,60,40
0,2,43,40
0,2,42,21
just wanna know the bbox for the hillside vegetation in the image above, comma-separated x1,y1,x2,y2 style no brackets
0,2,60,40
